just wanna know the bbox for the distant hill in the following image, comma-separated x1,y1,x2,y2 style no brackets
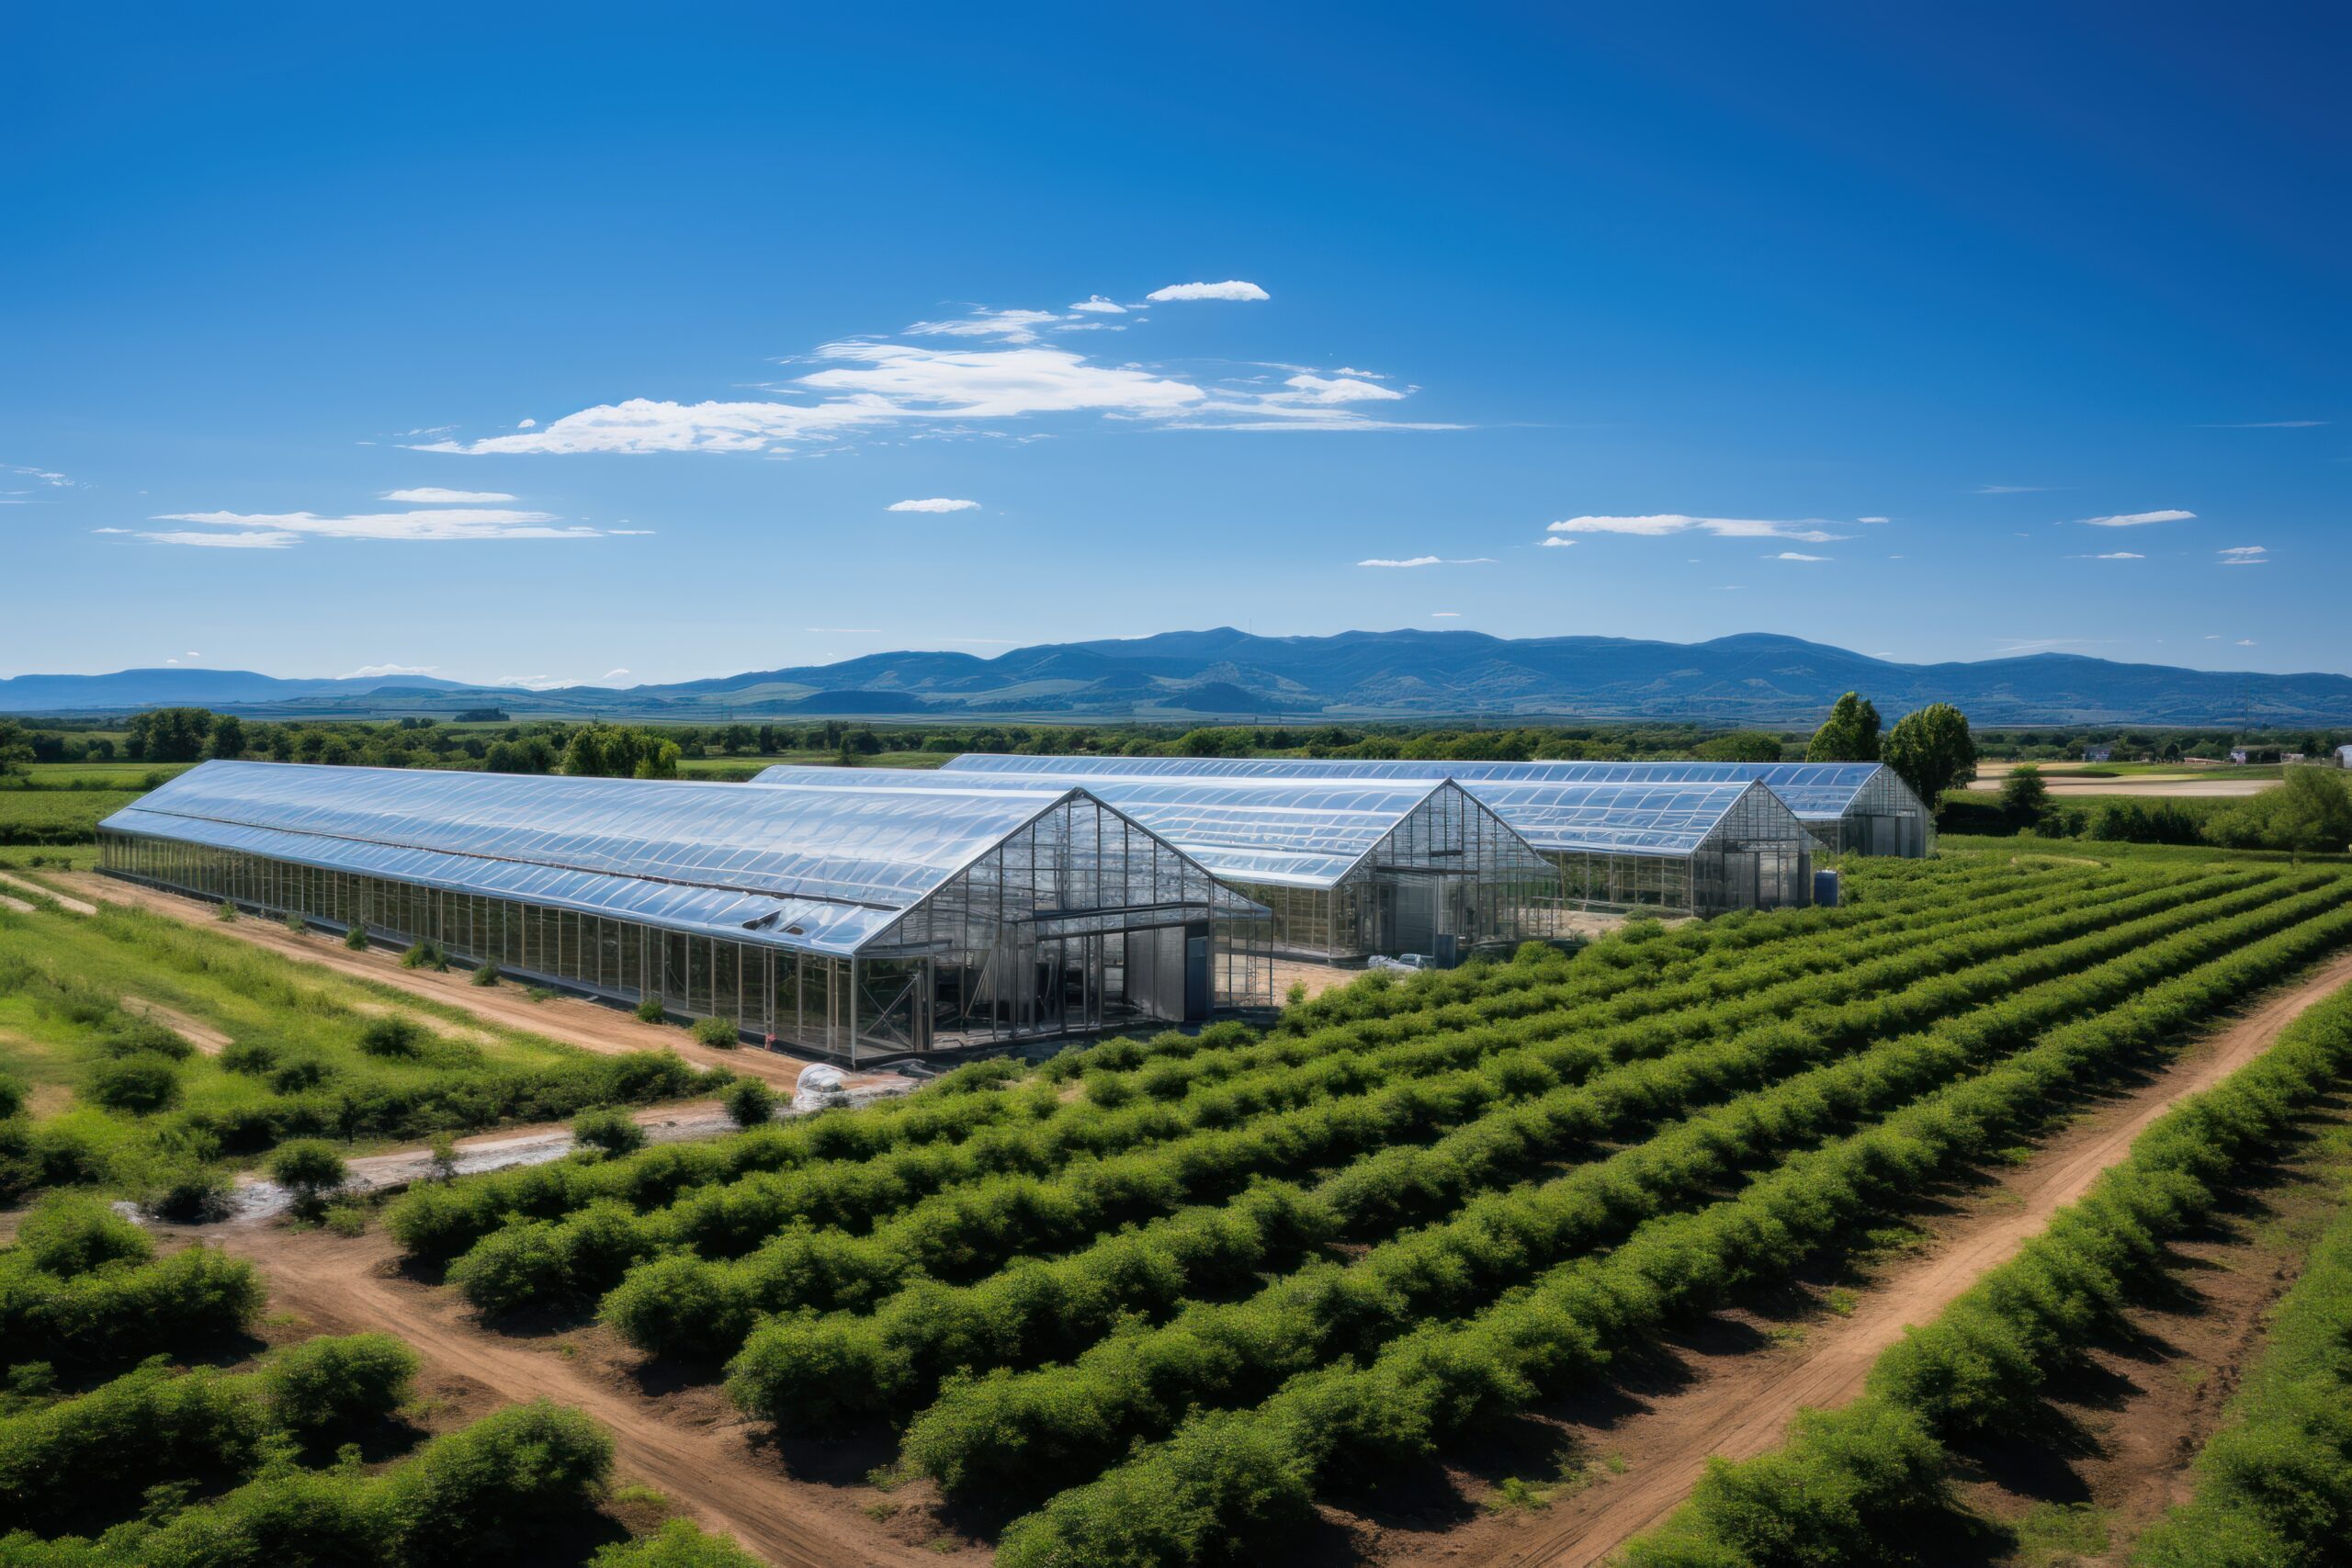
6,630,2349,726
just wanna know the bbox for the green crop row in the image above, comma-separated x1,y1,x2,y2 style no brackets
989,886,2352,1565
0,1199,261,1374
1623,981,2352,1568
503,867,2244,1330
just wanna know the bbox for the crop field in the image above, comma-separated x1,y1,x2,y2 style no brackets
0,888,712,1207
0,789,147,846
341,848,2352,1564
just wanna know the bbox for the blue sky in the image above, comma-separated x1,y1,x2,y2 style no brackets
4,4,2344,688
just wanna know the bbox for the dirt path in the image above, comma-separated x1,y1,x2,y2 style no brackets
0,894,32,915
121,995,233,1055
1423,949,2352,1568
52,871,815,1089
0,870,97,914
205,1224,949,1568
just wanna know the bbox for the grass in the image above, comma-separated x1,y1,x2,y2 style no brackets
674,750,948,778
0,891,693,1190
0,788,147,846
2007,1501,2111,1565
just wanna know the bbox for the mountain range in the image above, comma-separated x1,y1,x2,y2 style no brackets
6,630,2349,727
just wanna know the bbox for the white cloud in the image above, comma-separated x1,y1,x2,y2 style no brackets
516,418,537,429
1331,367,1385,379
1973,484,2048,494
888,497,981,513
1766,551,1829,561
491,673,577,690
379,487,517,503
1431,611,1461,617
1146,280,1269,302
601,668,631,681
5,465,72,487
2218,545,2267,566
145,508,605,546
1548,514,1849,543
903,308,1067,344
2081,509,2194,527
91,526,130,534
2236,638,2256,646
1542,537,1577,548
1069,296,1128,314
2091,552,2144,560
186,651,200,659
340,662,438,679
1856,515,1889,524
1356,556,1496,568
138,528,303,548
1268,373,1405,406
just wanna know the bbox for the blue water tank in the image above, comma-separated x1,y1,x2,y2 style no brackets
1814,868,1842,908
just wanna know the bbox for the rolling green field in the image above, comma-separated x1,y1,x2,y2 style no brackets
0,789,148,846
0,889,713,1207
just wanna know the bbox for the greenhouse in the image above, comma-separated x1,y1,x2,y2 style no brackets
97,761,1272,1061
753,764,1559,962
944,755,1932,858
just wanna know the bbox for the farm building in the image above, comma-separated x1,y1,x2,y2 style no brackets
753,764,1559,962
944,754,1926,860
97,761,1272,1061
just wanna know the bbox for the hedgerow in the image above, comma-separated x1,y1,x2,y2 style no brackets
0,1198,262,1373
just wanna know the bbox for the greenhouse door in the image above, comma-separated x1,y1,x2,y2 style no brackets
1394,879,1437,956
1724,851,1759,912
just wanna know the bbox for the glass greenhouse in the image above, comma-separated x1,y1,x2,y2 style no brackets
98,761,1272,1061
944,755,1932,858
753,765,1559,962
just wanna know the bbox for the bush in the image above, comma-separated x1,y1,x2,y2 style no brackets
358,1015,427,1058
635,997,668,1024
344,922,369,951
470,960,501,987
262,1331,417,1437
220,1039,280,1076
721,1078,775,1130
285,910,309,935
99,1019,192,1061
572,1108,646,1159
690,1017,739,1049
268,1140,347,1205
13,1196,150,1275
0,1077,22,1121
215,900,238,921
84,1052,180,1114
590,1517,768,1566
399,941,447,972
376,1400,613,1563
146,1159,232,1222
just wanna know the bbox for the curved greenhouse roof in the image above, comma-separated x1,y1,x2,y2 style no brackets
751,764,1520,888
100,760,1261,954
941,754,1904,823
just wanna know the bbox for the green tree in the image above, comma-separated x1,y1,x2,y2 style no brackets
1805,693,1882,761
126,707,214,762
0,717,33,781
722,1077,775,1129
1883,703,1977,804
1695,730,1785,762
207,714,247,760
571,1108,646,1158
1998,764,2050,830
2202,768,2352,853
269,1140,348,1208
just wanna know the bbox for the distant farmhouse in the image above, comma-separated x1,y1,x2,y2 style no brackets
2083,744,2114,762
2338,743,2352,768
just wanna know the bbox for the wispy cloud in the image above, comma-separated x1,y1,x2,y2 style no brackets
2086,551,2144,560
1548,514,1850,544
380,487,515,503
2081,508,2194,527
2198,420,2327,429
1973,484,2049,494
601,668,632,681
340,662,439,679
1146,280,1269,302
416,291,1442,453
1356,556,1496,568
1542,537,1577,549
2218,545,2267,566
1766,551,1829,561
5,464,73,487
1069,296,1128,314
1856,515,1889,524
888,497,980,513
141,506,614,547
1431,611,1461,617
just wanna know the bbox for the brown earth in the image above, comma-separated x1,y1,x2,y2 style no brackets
48,870,815,1089
196,1223,967,1568
0,894,33,915
0,870,98,914
1365,949,2352,1568
120,995,233,1055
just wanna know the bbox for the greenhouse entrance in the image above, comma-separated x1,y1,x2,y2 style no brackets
922,918,1212,1049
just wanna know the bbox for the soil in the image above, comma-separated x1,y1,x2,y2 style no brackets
0,894,33,915
1356,950,2352,1568
190,1223,971,1568
1968,763,2269,799
0,870,98,914
49,870,817,1089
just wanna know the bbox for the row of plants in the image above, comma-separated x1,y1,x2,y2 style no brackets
453,866,2242,1324
982,880,2352,1565
634,867,2284,1385
1620,983,2352,1567
715,869,2301,1421
0,1200,261,1374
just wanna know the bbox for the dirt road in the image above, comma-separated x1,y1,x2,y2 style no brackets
0,870,97,914
1970,761,2271,799
1434,949,2352,1568
49,870,815,1089
209,1224,949,1568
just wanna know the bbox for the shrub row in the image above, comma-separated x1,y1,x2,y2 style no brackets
554,869,2248,1332
0,1200,262,1373
705,872,2293,1405
1623,981,2352,1568
988,885,2352,1565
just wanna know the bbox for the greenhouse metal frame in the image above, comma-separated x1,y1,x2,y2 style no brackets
944,755,1933,858
98,761,1272,1062
753,764,1560,962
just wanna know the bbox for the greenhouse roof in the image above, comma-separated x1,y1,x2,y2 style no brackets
941,754,1904,821
100,760,1113,954
751,764,1497,888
